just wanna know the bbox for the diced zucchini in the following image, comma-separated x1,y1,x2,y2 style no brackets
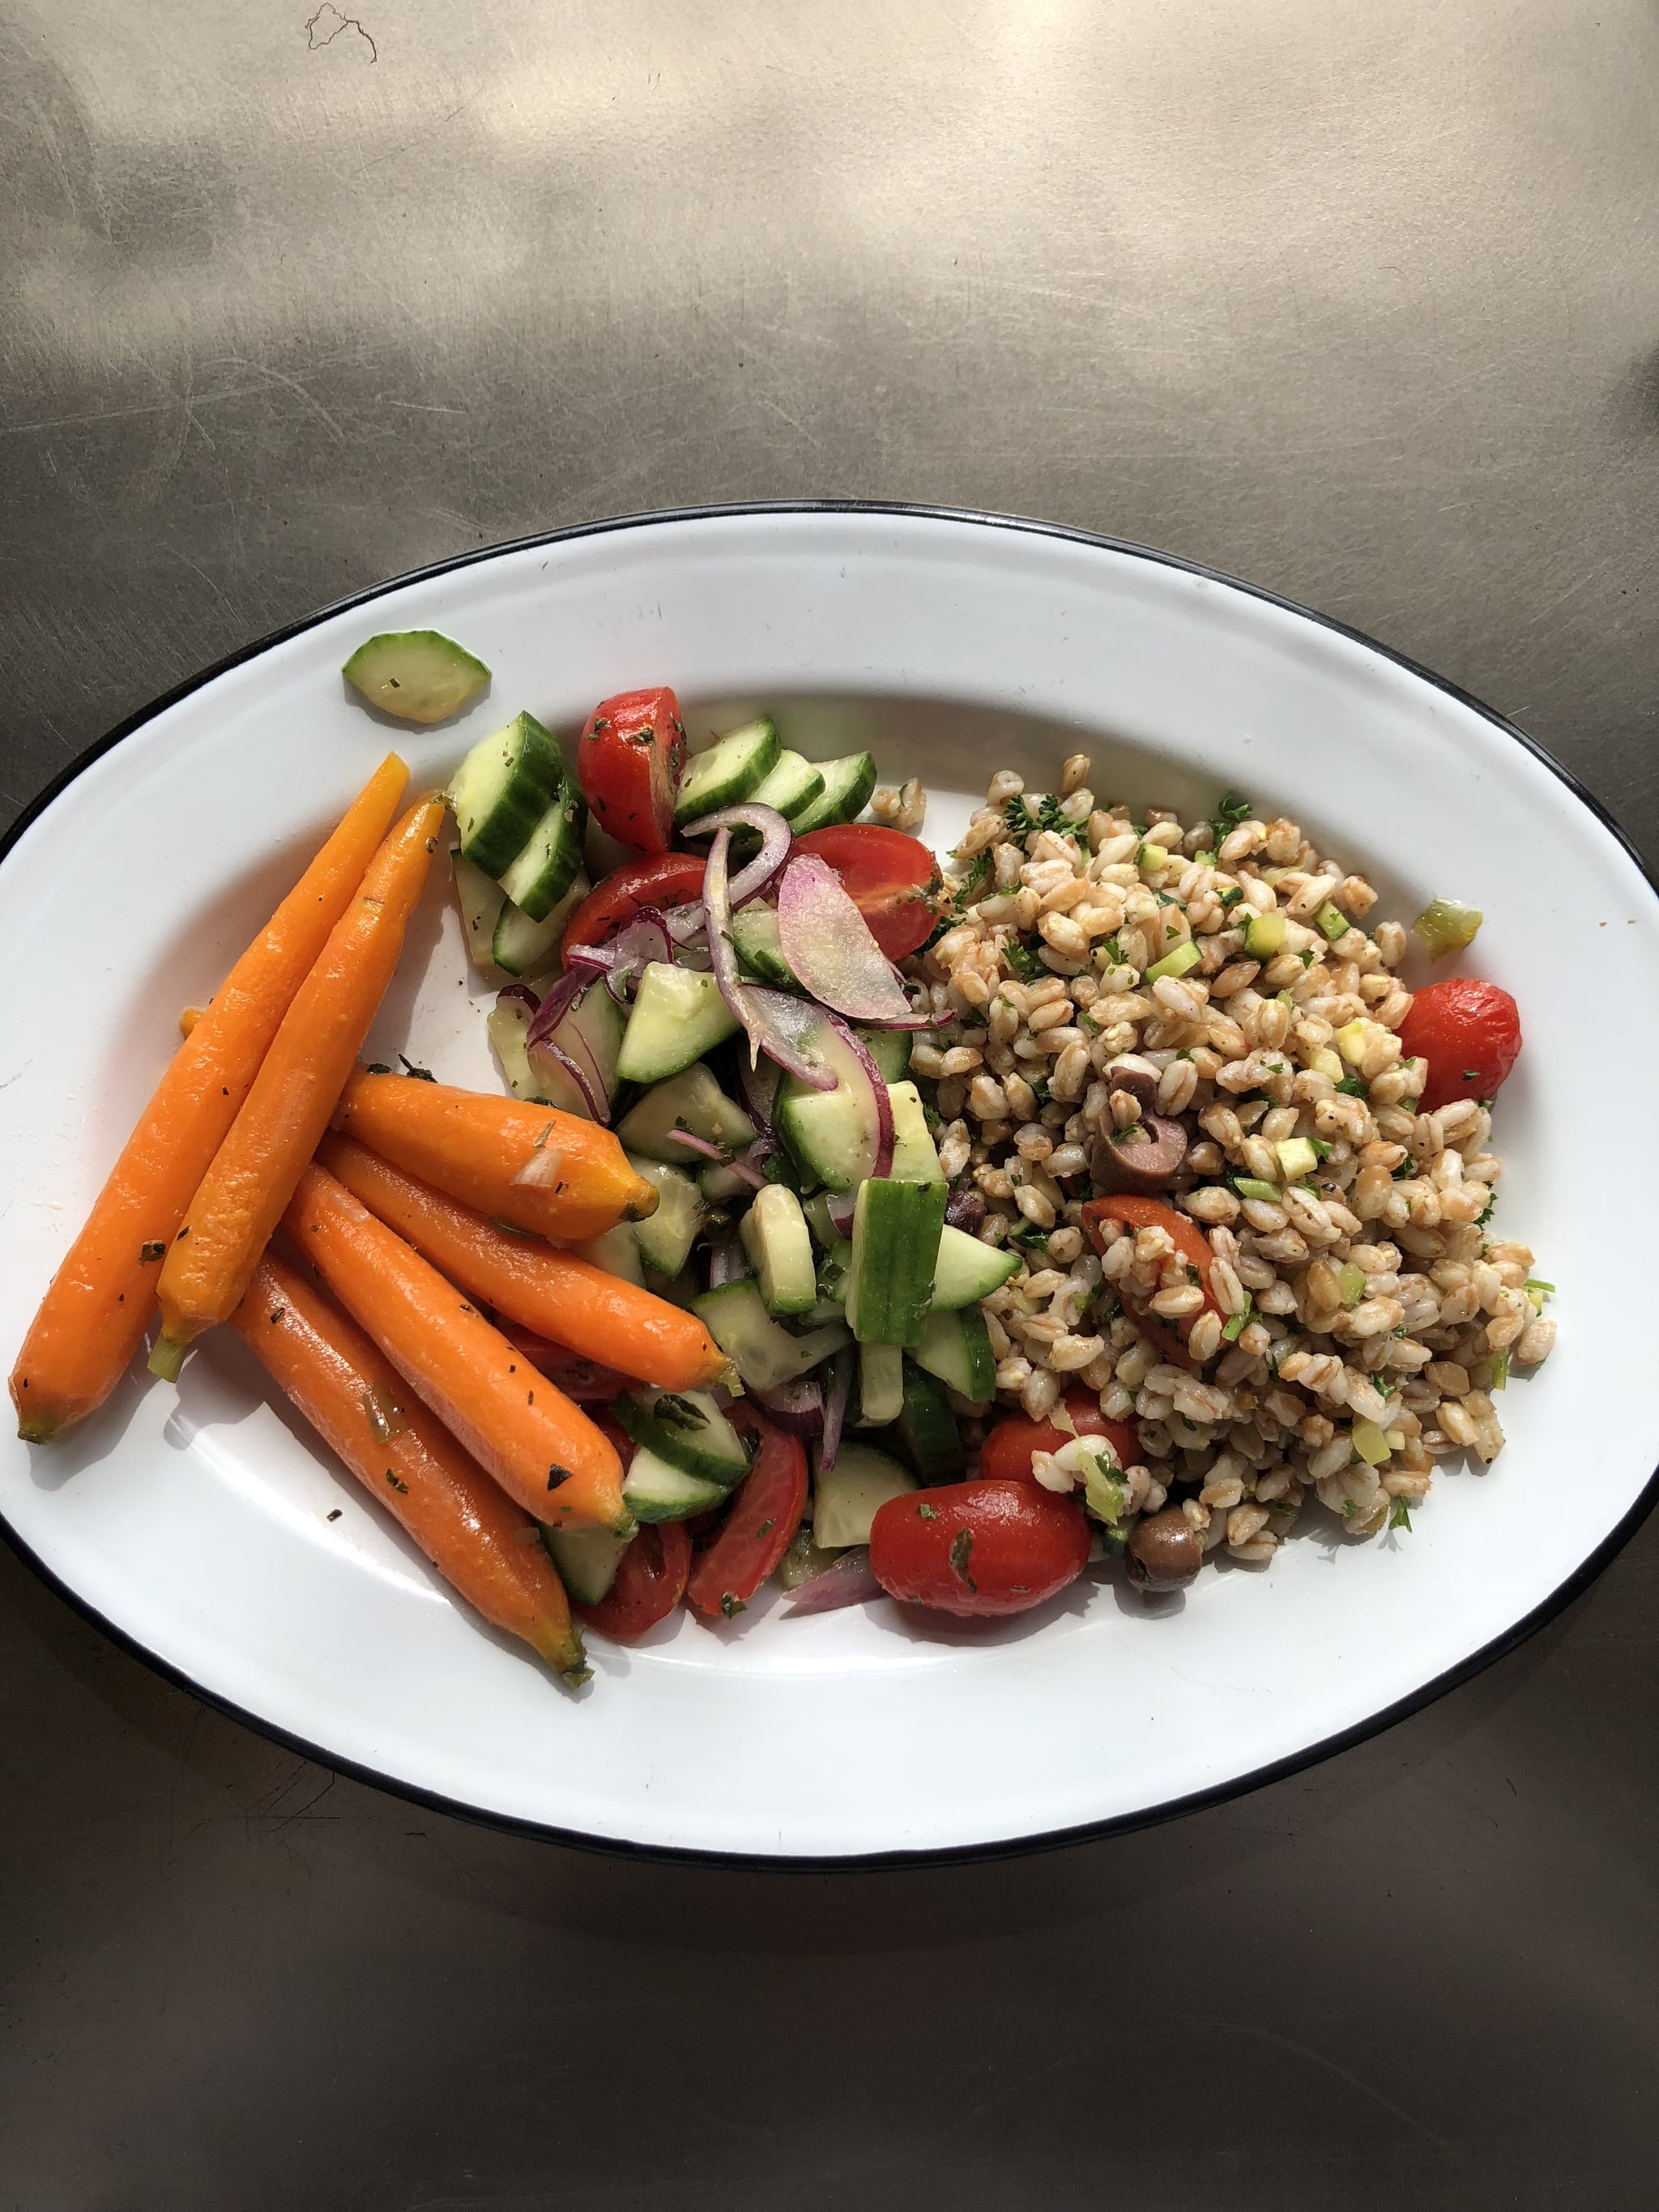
856,1340,904,1426
616,964,741,1085
812,1441,915,1548
614,1388,752,1485
569,1224,645,1286
1244,910,1286,960
343,629,490,724
491,871,589,978
1410,897,1482,957
1275,1136,1319,1183
615,1066,757,1164
674,717,782,828
543,1524,633,1605
692,1278,851,1391
623,1446,729,1523
449,712,564,876
453,851,506,972
738,1184,817,1315
930,1221,1019,1310
525,982,625,1121
730,905,797,988
1316,901,1350,944
911,1305,996,1404
847,1177,949,1346
498,783,588,922
895,1359,964,1483
748,748,825,823
1145,940,1201,985
786,751,878,835
628,1156,704,1276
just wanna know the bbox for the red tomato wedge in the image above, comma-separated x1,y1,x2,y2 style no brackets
1081,1194,1221,1371
791,825,942,961
575,1521,692,1643
576,687,687,855
979,1392,1140,1485
1396,978,1521,1112
560,853,708,964
869,1479,1090,1617
684,1407,808,1620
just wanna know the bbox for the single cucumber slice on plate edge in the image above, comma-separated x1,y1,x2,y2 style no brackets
623,1445,730,1524
449,711,565,876
785,751,878,835
614,1388,752,1484
812,1441,915,1549
343,629,490,724
543,1524,633,1606
673,717,782,827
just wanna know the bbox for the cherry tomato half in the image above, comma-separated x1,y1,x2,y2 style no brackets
869,1479,1090,1617
496,1322,634,1404
792,825,942,961
1081,1194,1221,1370
576,686,687,855
561,852,708,965
684,1407,808,1621
979,1392,1140,1486
575,1521,692,1643
1396,978,1522,1113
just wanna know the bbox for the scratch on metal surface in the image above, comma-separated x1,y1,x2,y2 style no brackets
305,4,377,62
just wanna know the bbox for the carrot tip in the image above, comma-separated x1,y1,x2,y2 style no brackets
16,1416,61,1445
147,1335,190,1383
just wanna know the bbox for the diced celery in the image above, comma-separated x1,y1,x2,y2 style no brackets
1220,1309,1249,1342
1337,1260,1366,1306
1081,1456,1124,1524
1491,1348,1509,1391
1310,1047,1345,1082
1316,901,1350,944
1410,897,1482,958
1138,842,1170,872
1260,867,1290,886
1525,1277,1555,1313
1275,1137,1318,1182
1145,939,1201,984
1234,1176,1281,1204
1244,910,1286,959
1351,1419,1391,1465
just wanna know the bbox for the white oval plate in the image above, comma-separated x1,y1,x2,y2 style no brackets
3,505,1655,1862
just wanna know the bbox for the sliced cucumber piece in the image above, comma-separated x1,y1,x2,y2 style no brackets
450,712,564,876
614,1065,757,1165
778,1056,943,1193
730,906,797,988
544,1523,633,1605
739,1184,817,1315
674,717,782,829
491,868,590,978
912,1304,996,1404
856,1340,905,1426
778,1524,846,1589
748,748,825,824
812,1440,915,1548
616,964,741,1085
498,783,588,923
847,1177,949,1346
453,851,506,972
615,1388,752,1484
787,751,878,835
628,1155,703,1277
895,1359,964,1483
931,1221,1020,1310
569,1223,645,1286
804,1193,847,1250
623,1445,729,1523
525,981,625,1122
343,629,490,724
692,1278,851,1392
486,995,542,1101
861,1029,913,1085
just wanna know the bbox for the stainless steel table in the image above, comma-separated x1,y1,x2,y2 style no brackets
5,5,1657,2206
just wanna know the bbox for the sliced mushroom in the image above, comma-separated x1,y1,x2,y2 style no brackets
1124,1507,1205,1591
1103,1056,1161,1112
1087,1112,1188,1195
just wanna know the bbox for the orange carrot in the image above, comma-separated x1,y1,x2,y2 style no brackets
331,1070,659,1242
282,1162,630,1533
11,755,408,1442
318,1132,731,1392
232,1253,587,1681
151,794,446,1375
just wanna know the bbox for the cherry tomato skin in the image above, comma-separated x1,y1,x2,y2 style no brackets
979,1392,1140,1486
791,825,942,961
684,1407,808,1620
869,1480,1090,1617
1081,1194,1220,1370
1396,978,1522,1113
576,687,688,855
495,1322,634,1404
575,1521,692,1642
560,853,708,964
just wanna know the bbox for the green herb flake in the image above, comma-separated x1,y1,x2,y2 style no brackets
398,1055,437,1082
365,1062,394,1076
719,1592,746,1618
546,1465,572,1490
1003,940,1043,982
1388,1498,1413,1532
1300,948,1316,969
917,1502,940,1519
1218,885,1244,909
949,1528,977,1589
756,1518,774,1536
1209,791,1253,848
1336,1076,1367,1097
1309,1136,1333,1161
139,1241,165,1264
384,1469,410,1495
1002,794,1038,841
654,1392,710,1431
1038,794,1070,836
1476,1194,1497,1227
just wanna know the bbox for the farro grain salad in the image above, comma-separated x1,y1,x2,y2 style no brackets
11,629,1551,1685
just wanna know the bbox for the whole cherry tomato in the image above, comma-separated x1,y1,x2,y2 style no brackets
1396,978,1522,1112
576,686,687,855
560,852,709,964
1081,1194,1222,1371
792,825,942,961
868,1479,1090,1617
979,1391,1140,1485
575,1521,692,1643
684,1406,808,1621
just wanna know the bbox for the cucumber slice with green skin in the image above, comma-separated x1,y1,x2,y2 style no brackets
628,1156,704,1277
450,713,564,876
614,1388,752,1484
930,1222,1020,1310
526,982,625,1122
912,1303,996,1404
786,751,878,835
775,1016,943,1191
895,1359,964,1483
491,869,590,978
623,1445,729,1523
738,1184,817,1315
673,717,782,829
616,965,742,1085
857,1340,904,1426
453,851,506,972
847,1177,949,1346
615,1066,757,1165
570,1223,645,1286
812,1441,915,1548
778,1524,845,1589
498,783,588,922
730,906,797,988
544,1523,633,1605
343,629,490,724
861,1029,913,1085
692,1278,851,1391
748,748,825,823
699,1159,754,1203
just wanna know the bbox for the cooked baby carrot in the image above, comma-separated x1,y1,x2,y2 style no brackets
151,794,446,1377
232,1253,587,1681
331,1070,659,1242
10,754,408,1443
318,1132,731,1392
282,1162,630,1533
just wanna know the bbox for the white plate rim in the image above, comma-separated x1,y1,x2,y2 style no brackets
5,497,1657,1869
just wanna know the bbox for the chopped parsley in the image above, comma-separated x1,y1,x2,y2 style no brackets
917,1502,940,1519
1308,1137,1333,1161
653,1393,709,1430
1388,1498,1413,1532
1218,885,1244,910
384,1469,410,1495
1038,793,1070,836
1209,791,1253,849
139,1241,165,1264
1003,794,1038,840
719,1592,746,1618
1336,1076,1367,1097
1475,1193,1497,1227
1300,948,1316,969
398,1055,437,1082
1004,940,1044,982
948,1528,977,1589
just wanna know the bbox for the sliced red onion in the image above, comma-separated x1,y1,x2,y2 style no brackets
595,907,673,1005
706,1231,749,1289
735,1055,778,1136
743,989,838,1089
777,855,914,1022
663,901,706,945
825,1192,856,1238
527,1033,608,1123
665,1125,728,1164
680,803,793,908
509,1141,565,1188
819,1345,855,1473
784,1549,880,1615
525,969,588,1049
744,1374,825,1435
945,1187,987,1232
825,1016,894,1180
703,828,838,1091
496,983,539,1014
